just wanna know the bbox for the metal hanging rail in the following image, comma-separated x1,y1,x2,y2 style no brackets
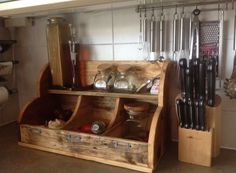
136,0,234,12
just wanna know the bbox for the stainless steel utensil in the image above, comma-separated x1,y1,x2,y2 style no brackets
189,8,200,61
172,7,179,61
159,9,165,61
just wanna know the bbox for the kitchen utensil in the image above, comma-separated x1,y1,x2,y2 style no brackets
193,59,200,99
176,98,184,128
179,58,187,97
199,58,206,100
159,9,165,61
172,7,179,61
199,98,206,131
138,10,143,50
183,97,189,128
189,8,200,60
207,57,216,106
194,100,200,130
187,98,195,129
185,66,193,99
149,9,157,61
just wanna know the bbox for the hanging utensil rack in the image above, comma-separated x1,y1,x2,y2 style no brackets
137,0,234,12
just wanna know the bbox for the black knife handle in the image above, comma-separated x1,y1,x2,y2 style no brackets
185,66,193,99
193,59,200,99
176,99,184,128
199,59,206,100
199,98,206,131
183,97,190,128
179,58,187,97
194,100,200,130
207,57,216,107
187,98,195,129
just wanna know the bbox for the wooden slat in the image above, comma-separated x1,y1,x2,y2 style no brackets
48,89,158,100
20,125,148,166
63,96,119,131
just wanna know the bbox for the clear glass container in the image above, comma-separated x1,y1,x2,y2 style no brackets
123,102,150,141
113,65,135,92
94,64,117,90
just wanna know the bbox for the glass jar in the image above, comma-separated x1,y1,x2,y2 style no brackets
113,65,135,92
94,64,117,90
123,102,150,141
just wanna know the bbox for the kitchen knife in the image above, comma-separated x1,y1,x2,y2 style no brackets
207,57,216,106
185,66,194,99
183,97,190,128
179,58,187,97
193,58,200,99
194,100,200,130
199,98,206,131
176,99,184,128
187,98,195,129
199,58,206,100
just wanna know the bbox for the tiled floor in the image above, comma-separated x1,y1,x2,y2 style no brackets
0,122,236,173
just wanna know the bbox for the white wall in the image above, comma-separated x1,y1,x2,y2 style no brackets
14,4,236,149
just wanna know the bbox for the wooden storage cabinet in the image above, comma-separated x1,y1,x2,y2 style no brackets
18,60,174,173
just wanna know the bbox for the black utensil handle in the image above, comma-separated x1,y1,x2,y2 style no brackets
187,98,195,129
185,66,193,99
179,58,187,97
194,100,200,130
193,59,200,99
199,59,206,100
207,57,216,106
176,99,184,128
199,98,205,131
183,97,189,128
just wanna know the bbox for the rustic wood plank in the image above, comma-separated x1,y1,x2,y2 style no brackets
20,125,148,166
48,89,158,101
147,107,163,169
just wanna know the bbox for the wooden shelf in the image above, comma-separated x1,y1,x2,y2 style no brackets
48,89,158,101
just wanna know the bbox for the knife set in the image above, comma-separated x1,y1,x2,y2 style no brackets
94,64,158,93
176,56,216,131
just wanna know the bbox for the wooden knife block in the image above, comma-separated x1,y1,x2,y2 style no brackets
178,95,221,166
178,127,213,167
